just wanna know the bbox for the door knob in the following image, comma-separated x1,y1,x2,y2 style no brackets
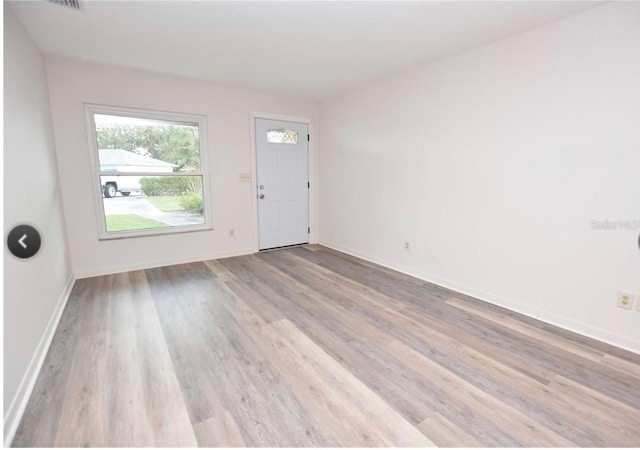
259,194,265,199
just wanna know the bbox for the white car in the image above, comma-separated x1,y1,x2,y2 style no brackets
101,174,141,198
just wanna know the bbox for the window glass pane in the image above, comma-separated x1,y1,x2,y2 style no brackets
267,129,298,144
101,175,204,233
95,114,201,171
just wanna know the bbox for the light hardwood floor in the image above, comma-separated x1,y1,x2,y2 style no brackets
13,245,640,447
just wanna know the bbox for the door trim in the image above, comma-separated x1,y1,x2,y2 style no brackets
249,112,315,253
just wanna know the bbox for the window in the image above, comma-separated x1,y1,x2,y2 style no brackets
267,129,298,144
85,105,211,239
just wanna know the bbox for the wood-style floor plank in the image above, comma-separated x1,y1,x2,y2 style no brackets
418,413,483,448
445,297,605,361
12,279,92,447
255,250,594,443
292,246,640,408
53,271,197,447
383,340,574,447
268,319,435,447
13,244,640,447
193,411,247,447
145,263,333,447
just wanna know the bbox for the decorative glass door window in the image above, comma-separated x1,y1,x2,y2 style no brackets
267,129,298,144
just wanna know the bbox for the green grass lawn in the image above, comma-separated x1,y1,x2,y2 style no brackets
147,196,183,211
106,214,168,232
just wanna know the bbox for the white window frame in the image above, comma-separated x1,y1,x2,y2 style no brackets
84,103,213,240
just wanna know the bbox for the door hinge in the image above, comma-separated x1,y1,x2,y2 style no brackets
308,227,310,234
307,134,310,142
307,181,310,189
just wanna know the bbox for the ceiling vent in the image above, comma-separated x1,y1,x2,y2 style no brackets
49,0,81,10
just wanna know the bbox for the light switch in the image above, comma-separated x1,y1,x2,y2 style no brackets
239,173,251,183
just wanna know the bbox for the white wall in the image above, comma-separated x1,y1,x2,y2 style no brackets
3,5,73,430
45,58,320,277
319,3,640,352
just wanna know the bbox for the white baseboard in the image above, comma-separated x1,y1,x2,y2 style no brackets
319,240,640,355
74,247,256,279
3,275,76,447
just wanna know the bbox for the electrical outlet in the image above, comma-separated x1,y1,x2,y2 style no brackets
404,241,410,251
618,292,634,310
229,229,235,238
239,173,251,183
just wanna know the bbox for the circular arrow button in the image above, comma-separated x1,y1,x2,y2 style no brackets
7,224,41,259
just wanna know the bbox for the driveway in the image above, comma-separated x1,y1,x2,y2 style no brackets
102,194,204,226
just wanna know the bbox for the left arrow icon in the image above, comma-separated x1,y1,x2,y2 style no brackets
7,225,41,259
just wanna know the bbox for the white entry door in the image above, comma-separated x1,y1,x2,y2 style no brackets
256,118,309,250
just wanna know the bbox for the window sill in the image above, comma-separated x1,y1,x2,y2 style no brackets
98,224,213,241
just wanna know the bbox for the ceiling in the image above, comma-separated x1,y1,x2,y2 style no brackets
8,1,603,100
